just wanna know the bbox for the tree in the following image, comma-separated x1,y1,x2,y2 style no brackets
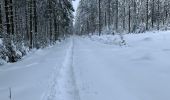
75,0,170,34
98,0,101,35
0,2,2,33
128,4,131,33
115,0,119,32
146,0,149,30
157,0,160,30
29,0,33,48
151,0,155,28
0,0,74,63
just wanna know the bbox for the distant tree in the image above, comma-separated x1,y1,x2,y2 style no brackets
98,0,101,35
146,0,149,30
151,0,155,28
0,2,2,33
75,0,170,34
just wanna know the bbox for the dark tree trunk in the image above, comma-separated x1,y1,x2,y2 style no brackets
25,0,29,41
29,0,33,49
108,0,111,30
115,0,119,32
49,17,52,44
151,0,155,28
33,0,37,33
54,15,58,41
157,0,160,30
104,12,107,27
33,0,38,48
9,0,14,35
98,0,101,36
123,0,126,30
0,2,2,33
146,0,149,30
132,0,137,32
128,5,131,33
4,0,11,34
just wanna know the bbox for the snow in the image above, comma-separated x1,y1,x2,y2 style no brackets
0,39,2,45
0,39,71,100
73,31,170,100
1,31,170,100
90,34,125,46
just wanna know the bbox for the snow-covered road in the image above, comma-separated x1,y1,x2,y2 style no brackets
0,39,71,100
1,31,170,100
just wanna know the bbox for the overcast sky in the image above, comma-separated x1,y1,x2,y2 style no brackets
73,0,80,17
72,0,80,24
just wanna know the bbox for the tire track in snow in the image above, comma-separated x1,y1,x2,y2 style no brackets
71,37,81,100
42,37,80,100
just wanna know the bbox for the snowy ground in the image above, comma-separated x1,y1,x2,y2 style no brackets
0,31,170,100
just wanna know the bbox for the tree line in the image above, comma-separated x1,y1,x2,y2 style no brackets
74,0,170,35
0,0,74,63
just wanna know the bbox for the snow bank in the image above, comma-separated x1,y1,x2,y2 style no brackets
73,31,170,100
90,34,126,46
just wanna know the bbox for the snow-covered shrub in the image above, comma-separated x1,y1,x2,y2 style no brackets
90,34,126,46
0,34,30,64
0,38,7,65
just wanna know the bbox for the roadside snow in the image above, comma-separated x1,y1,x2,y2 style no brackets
90,34,124,46
73,31,170,100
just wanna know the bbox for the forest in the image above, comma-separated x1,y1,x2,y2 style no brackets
0,0,170,63
75,0,170,35
0,0,74,63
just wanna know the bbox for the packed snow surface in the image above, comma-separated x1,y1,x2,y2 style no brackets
0,31,170,100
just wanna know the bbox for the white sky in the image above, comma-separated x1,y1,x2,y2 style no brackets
73,0,80,17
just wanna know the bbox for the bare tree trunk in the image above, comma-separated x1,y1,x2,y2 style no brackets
25,0,29,41
104,12,107,27
14,5,18,34
107,0,111,30
146,0,149,30
29,0,33,49
9,0,14,35
4,0,11,34
33,0,37,33
132,0,137,32
49,18,52,43
86,19,89,34
163,1,167,25
123,0,126,31
165,1,168,25
98,0,101,36
151,0,155,28
33,0,38,48
128,5,131,33
115,0,119,32
48,0,53,44
0,2,2,33
157,0,160,30
54,15,57,41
